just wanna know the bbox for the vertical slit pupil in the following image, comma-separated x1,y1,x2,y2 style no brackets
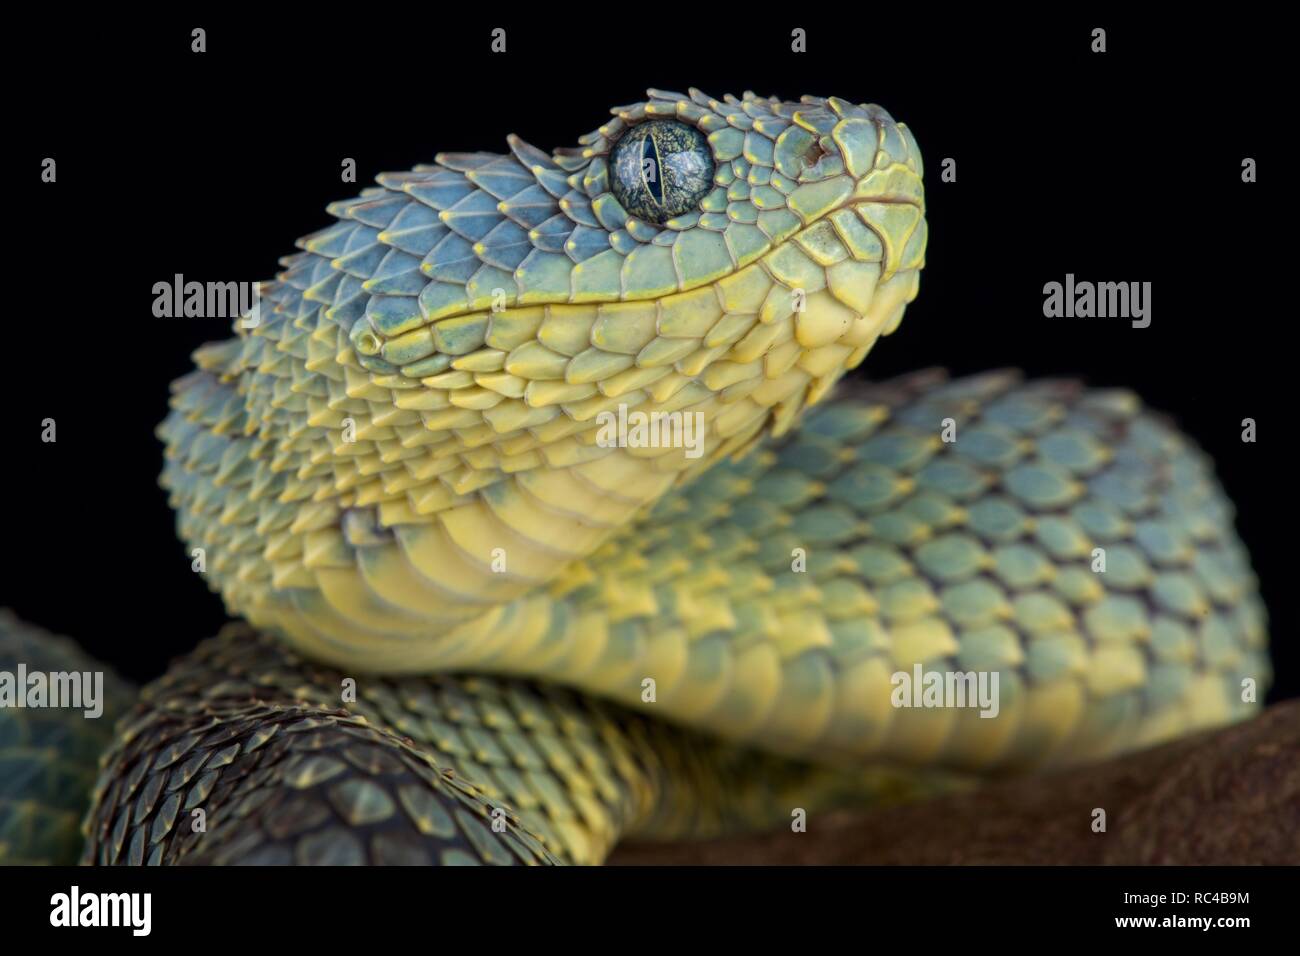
642,135,664,207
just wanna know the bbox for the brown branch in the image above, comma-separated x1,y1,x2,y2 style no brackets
609,701,1300,865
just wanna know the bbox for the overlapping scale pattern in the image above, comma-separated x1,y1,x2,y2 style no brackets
497,371,1265,766
159,89,927,663
2,89,1273,867
87,370,1269,865
81,627,929,865
0,613,132,863
160,365,1267,771
147,89,1267,828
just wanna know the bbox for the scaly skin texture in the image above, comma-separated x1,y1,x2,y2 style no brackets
156,89,927,684
79,370,1267,864
0,614,131,864
80,625,952,865
2,90,1271,866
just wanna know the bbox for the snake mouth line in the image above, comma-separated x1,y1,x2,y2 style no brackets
842,194,924,210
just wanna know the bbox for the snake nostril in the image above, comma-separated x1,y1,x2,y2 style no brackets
354,330,381,356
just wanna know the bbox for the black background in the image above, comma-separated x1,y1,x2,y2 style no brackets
0,863,1284,940
7,11,1292,705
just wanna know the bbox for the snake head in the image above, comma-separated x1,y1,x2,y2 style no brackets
173,91,929,662
327,89,927,480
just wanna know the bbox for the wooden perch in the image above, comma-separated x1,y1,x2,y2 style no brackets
609,701,1300,865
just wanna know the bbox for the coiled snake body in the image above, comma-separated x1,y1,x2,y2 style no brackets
0,90,1268,865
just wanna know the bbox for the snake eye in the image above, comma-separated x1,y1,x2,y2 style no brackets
609,120,714,224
